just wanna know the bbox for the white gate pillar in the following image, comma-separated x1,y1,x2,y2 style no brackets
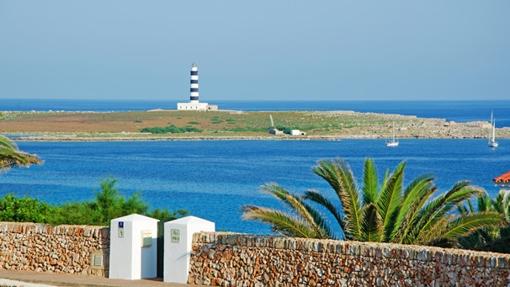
109,214,159,280
164,216,215,284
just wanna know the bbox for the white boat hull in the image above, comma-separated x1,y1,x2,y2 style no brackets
489,141,499,148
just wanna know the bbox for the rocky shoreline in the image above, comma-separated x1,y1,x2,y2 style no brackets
11,133,508,142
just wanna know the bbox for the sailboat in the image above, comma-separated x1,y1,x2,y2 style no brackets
386,122,399,147
488,112,499,149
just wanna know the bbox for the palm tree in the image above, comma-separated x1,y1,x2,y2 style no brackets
0,135,41,170
492,189,510,222
458,190,510,251
243,159,503,246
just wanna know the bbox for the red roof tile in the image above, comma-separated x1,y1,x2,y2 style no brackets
494,171,510,184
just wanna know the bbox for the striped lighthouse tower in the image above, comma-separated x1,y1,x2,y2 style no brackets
190,63,199,103
177,63,218,110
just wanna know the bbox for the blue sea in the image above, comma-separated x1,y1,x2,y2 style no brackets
1,140,508,234
1,99,510,127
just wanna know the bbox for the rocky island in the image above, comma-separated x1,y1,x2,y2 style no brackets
0,110,507,141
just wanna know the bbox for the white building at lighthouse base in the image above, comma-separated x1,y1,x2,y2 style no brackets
177,101,218,111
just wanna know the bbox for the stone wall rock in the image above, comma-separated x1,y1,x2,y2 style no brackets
0,222,109,277
189,232,510,287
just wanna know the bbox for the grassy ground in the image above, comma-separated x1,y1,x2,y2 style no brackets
0,110,508,140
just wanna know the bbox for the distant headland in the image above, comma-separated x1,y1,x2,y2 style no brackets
0,109,508,141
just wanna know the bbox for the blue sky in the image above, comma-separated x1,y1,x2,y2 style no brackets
0,1,509,101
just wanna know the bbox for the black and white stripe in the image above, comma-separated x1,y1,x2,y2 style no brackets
190,63,199,102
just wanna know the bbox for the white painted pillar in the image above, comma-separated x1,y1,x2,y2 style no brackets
109,214,159,280
164,216,215,284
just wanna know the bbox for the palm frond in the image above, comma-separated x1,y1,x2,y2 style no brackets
496,190,510,221
242,206,322,238
262,184,313,223
261,183,328,237
390,176,435,242
0,135,42,170
442,212,504,241
304,189,344,233
415,217,449,245
301,201,335,239
467,199,475,213
397,185,439,243
457,203,469,216
376,161,405,241
477,193,492,212
407,181,481,242
362,158,378,205
361,203,382,241
379,169,391,198
314,160,362,240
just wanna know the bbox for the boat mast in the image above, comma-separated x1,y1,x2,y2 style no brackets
489,111,494,143
392,122,396,142
492,118,497,142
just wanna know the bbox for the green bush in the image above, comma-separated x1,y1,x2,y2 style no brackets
223,127,267,132
140,125,202,134
0,194,53,223
0,178,188,225
210,116,222,124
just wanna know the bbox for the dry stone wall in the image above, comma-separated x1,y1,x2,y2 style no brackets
0,222,109,276
189,232,510,287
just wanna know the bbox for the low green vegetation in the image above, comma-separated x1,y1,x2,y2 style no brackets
243,159,504,249
210,116,223,124
4,110,509,139
0,179,188,225
223,127,268,133
140,124,202,134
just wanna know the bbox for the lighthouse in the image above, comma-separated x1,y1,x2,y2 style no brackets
177,63,218,111
190,63,199,103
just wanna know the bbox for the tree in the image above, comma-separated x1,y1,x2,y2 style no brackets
0,135,41,170
0,178,188,225
458,190,510,252
243,159,503,247
91,178,148,225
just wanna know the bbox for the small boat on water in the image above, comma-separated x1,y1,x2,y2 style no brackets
488,112,499,149
386,122,399,148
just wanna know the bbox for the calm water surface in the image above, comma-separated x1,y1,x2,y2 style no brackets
0,140,508,234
